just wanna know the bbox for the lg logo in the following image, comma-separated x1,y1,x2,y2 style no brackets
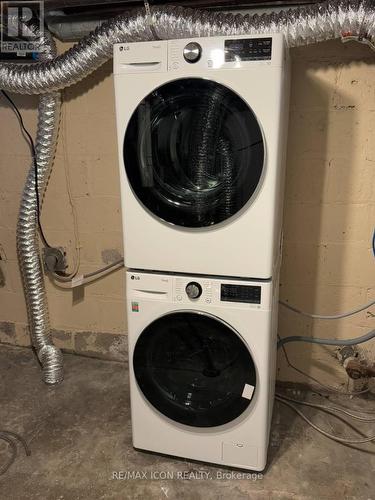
131,275,140,281
119,45,130,52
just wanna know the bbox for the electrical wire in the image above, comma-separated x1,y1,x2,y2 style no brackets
276,393,375,422
83,258,124,279
50,237,374,312
0,90,51,248
274,396,372,438
279,298,375,320
0,434,17,476
52,258,124,289
277,228,375,392
278,329,375,349
0,430,31,453
277,334,369,396
275,396,375,445
341,35,375,52
1,91,84,283
1,90,118,285
51,99,81,281
0,430,31,476
318,398,375,416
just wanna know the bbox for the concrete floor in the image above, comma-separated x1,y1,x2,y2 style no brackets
0,345,374,500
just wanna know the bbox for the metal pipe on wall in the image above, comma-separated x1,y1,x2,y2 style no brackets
0,0,374,383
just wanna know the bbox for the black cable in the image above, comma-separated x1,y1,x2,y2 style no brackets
0,90,51,248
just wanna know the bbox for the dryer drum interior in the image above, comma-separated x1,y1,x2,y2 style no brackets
133,312,257,427
124,78,264,228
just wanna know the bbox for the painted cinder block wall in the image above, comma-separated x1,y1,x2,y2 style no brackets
0,39,374,387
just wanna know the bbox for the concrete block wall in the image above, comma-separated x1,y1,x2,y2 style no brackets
278,40,375,387
0,39,374,387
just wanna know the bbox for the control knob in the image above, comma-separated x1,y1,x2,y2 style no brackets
185,282,202,299
183,42,202,63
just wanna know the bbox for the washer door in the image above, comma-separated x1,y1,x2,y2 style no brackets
133,312,257,428
124,78,264,228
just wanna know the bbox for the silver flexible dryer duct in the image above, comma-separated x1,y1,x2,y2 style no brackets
0,0,374,95
15,25,63,384
1,0,374,384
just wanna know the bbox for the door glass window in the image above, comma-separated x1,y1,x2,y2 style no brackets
133,312,257,427
124,79,264,228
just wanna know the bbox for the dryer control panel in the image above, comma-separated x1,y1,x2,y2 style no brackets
114,33,286,75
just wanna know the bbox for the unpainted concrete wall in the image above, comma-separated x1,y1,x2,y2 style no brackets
0,39,374,386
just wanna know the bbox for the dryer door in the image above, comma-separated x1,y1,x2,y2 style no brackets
124,78,264,228
133,311,257,428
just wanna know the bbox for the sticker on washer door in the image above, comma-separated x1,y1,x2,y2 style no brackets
242,384,255,400
131,301,139,312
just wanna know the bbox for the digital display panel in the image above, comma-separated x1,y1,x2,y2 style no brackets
221,284,261,304
225,38,272,62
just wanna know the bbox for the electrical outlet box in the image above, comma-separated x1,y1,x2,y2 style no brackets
43,247,67,274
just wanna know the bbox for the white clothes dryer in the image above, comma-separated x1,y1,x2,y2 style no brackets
114,34,290,279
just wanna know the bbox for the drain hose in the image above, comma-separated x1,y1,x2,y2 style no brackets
0,0,373,383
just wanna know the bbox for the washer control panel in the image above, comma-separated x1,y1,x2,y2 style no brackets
126,271,272,310
173,276,266,308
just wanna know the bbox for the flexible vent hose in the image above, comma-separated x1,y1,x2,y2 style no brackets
15,25,63,384
0,1,374,95
1,0,373,383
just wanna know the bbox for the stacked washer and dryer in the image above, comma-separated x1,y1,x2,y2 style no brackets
114,34,290,471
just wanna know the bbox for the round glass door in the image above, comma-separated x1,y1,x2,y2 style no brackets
133,312,257,428
124,78,264,228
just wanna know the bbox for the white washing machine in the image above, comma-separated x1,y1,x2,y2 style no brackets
126,270,279,471
114,34,290,279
